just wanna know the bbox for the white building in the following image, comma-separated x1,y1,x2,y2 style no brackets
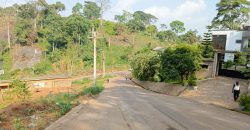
212,26,250,62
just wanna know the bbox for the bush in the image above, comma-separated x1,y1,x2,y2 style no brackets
57,101,72,115
10,79,31,100
223,60,234,69
33,60,52,75
239,94,250,111
161,44,202,83
241,68,250,78
188,79,197,86
199,44,214,58
130,48,160,81
54,94,78,115
83,85,104,96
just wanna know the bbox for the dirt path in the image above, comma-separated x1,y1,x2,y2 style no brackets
46,77,250,130
180,77,248,109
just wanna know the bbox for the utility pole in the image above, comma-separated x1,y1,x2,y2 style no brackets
93,30,97,86
89,27,97,86
7,19,11,49
102,50,106,78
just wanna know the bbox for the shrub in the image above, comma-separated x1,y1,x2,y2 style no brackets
33,60,52,75
161,44,202,83
199,44,214,58
130,48,160,81
83,85,104,96
239,94,250,111
12,118,25,130
10,79,31,100
188,79,197,86
223,60,234,69
54,94,78,115
241,69,250,78
57,101,72,115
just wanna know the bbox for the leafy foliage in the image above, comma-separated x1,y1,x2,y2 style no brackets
156,30,178,42
201,26,214,58
83,1,101,20
179,30,199,44
223,60,234,69
170,20,185,34
10,79,31,100
130,44,202,84
83,85,104,96
239,94,250,112
130,48,161,81
212,0,250,30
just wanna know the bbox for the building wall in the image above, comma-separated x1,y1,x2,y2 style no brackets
212,31,243,61
225,31,242,51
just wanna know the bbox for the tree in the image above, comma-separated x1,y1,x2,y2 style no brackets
170,20,185,35
212,0,250,30
64,14,90,44
127,19,145,32
114,10,132,23
51,2,65,13
179,30,199,44
130,48,161,81
161,44,202,83
114,23,127,35
16,3,38,45
133,11,158,26
156,30,178,42
96,0,110,26
103,21,116,35
146,25,158,36
83,1,101,20
72,3,83,15
160,24,167,30
201,26,214,58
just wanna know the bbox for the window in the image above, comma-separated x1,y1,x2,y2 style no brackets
236,40,242,43
201,64,209,69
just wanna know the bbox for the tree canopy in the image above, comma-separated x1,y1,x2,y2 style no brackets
83,1,101,20
170,20,185,34
212,0,250,30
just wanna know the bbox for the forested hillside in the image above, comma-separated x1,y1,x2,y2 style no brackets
0,0,202,80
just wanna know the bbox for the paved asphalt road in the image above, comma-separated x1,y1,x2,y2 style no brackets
46,77,250,130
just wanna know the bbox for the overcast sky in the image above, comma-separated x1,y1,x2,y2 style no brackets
0,0,220,34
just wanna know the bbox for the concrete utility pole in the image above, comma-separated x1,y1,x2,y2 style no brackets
93,30,97,86
89,27,97,86
102,50,105,78
7,20,11,49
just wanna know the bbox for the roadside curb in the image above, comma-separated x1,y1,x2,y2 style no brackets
131,79,187,96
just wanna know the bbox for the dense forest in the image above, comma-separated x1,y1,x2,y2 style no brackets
0,0,206,80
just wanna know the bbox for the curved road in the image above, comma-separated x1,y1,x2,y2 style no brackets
46,77,250,130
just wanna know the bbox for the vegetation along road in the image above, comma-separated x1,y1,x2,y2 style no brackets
46,76,250,130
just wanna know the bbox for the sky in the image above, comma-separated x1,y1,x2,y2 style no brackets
0,0,220,34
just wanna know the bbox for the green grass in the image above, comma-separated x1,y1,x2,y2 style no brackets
72,78,92,85
239,94,250,112
83,85,104,96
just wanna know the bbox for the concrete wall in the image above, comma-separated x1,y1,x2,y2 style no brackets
197,59,214,79
26,79,72,90
212,31,243,62
226,31,242,51
132,79,186,96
